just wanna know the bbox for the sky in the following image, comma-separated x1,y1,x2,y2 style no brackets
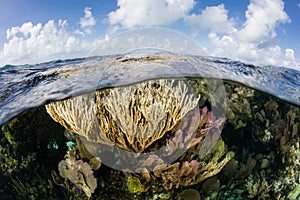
0,0,299,69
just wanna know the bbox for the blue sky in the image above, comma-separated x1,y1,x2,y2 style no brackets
0,0,299,69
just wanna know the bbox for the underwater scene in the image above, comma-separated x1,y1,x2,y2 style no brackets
0,52,300,200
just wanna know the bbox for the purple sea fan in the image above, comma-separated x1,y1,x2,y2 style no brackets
164,130,203,157
197,107,226,158
165,106,225,158
198,106,224,136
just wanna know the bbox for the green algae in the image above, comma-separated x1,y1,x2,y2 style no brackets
6,157,18,167
127,176,144,193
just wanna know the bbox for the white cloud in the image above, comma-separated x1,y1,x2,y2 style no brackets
0,20,100,66
80,7,96,28
236,0,290,43
0,7,102,66
184,4,236,35
201,0,298,69
208,33,299,69
78,7,96,35
108,0,195,28
298,3,300,8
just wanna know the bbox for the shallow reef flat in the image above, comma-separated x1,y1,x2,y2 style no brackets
0,78,299,200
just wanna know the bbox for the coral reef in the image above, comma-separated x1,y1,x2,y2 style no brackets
123,136,233,195
222,156,257,186
246,173,271,199
248,99,300,199
1,78,300,200
225,85,253,129
58,156,97,197
0,107,68,199
108,104,232,195
127,176,144,193
46,79,231,198
179,189,201,200
46,79,200,153
201,175,220,193
187,79,226,109
150,139,234,190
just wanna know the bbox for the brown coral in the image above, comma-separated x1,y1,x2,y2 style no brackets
46,79,200,153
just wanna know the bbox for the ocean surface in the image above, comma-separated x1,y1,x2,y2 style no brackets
1,51,299,125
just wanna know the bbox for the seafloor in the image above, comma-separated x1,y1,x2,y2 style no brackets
0,79,299,200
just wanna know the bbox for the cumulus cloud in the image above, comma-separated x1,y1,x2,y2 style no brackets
184,4,236,35
106,0,297,68
208,33,299,68
78,7,96,35
108,0,195,28
0,7,101,66
0,20,99,66
236,0,290,43
203,0,298,68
